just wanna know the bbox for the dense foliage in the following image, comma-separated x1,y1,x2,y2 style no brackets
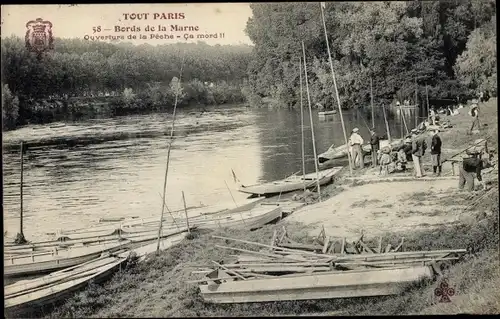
1,38,252,129
242,1,497,109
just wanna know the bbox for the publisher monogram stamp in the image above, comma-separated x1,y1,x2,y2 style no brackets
434,278,456,303
25,18,54,54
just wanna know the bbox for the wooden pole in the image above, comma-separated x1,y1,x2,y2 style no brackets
382,104,391,143
157,52,186,254
299,57,306,192
301,42,321,201
414,77,418,129
320,3,353,175
224,180,238,208
370,76,374,128
425,84,430,119
400,104,409,135
181,191,191,234
16,142,26,244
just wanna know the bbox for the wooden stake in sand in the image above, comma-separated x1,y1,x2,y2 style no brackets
16,142,27,244
181,191,191,234
301,41,321,201
299,57,306,192
156,52,186,255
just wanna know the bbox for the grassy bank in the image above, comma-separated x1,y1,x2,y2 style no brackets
33,99,498,317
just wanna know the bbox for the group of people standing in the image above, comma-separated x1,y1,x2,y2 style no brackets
347,126,444,178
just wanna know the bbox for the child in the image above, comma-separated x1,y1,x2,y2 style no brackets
378,146,392,175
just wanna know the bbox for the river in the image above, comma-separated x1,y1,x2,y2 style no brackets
2,104,414,241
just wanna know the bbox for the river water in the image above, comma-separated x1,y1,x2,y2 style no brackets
2,104,413,241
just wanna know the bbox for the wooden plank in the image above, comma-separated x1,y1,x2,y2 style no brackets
322,236,331,254
377,236,383,254
358,240,376,254
212,261,246,280
269,230,277,251
278,243,323,251
212,235,334,259
393,237,404,252
340,238,346,255
384,244,392,253
214,245,309,263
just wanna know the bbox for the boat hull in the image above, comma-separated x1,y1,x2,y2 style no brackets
199,266,433,303
237,167,343,196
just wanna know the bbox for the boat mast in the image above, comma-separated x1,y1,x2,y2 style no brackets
299,57,306,192
301,41,321,201
370,76,375,128
157,54,186,255
320,2,353,175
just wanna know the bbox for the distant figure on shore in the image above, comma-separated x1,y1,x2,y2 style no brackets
429,107,437,125
349,127,364,169
469,100,480,134
459,149,490,191
369,128,380,167
411,129,427,178
478,91,484,103
430,129,442,176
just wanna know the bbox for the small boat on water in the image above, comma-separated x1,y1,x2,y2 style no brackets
4,232,188,315
235,167,343,196
198,266,433,303
318,109,337,116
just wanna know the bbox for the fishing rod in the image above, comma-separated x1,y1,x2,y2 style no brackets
157,52,187,254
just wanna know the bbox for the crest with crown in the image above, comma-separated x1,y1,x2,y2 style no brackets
25,18,54,54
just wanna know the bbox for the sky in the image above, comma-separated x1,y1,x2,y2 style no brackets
0,3,254,46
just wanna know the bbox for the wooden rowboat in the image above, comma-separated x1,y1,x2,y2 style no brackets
4,228,189,277
237,167,343,196
199,266,433,303
5,254,127,315
4,227,188,255
4,232,188,315
121,204,283,232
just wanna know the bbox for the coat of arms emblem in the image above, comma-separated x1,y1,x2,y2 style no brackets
25,18,54,54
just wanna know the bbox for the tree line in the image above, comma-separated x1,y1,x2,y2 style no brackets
242,1,497,110
2,38,252,130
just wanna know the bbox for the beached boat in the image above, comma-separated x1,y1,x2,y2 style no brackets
317,140,403,163
4,227,188,254
236,167,343,196
4,228,188,277
198,266,433,303
318,110,337,116
4,232,187,315
5,254,127,315
121,204,283,232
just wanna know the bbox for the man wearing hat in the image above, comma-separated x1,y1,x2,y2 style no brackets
369,128,380,168
469,99,480,134
430,129,442,176
411,129,426,177
349,127,364,169
459,149,490,191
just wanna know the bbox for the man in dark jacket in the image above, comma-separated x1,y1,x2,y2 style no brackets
459,150,489,191
370,128,380,167
411,130,426,177
430,130,442,176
